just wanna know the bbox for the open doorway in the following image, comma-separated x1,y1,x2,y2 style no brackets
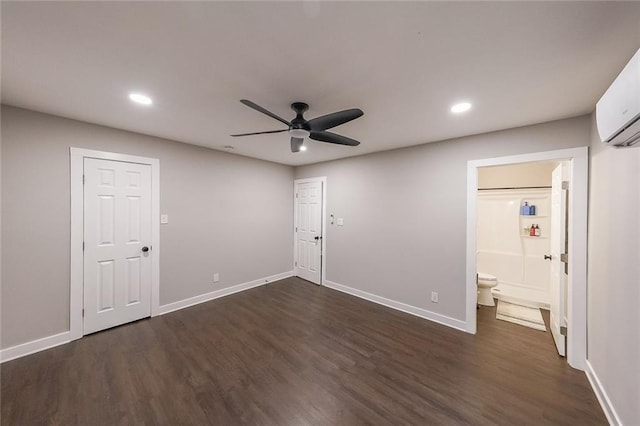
466,147,588,370
475,160,569,356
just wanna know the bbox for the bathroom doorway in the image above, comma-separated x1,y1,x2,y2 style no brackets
475,160,569,355
466,147,588,370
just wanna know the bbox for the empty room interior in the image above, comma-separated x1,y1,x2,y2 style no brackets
2,2,640,425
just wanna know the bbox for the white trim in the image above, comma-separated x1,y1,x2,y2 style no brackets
467,147,589,369
1,331,71,363
155,271,294,315
585,360,621,426
293,177,327,286
70,148,160,340
325,280,467,332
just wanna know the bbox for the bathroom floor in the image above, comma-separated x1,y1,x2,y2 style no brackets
478,298,553,341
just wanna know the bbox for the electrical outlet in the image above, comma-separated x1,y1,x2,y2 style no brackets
213,273,220,283
431,292,439,303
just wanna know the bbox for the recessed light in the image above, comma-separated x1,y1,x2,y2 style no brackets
129,93,153,105
451,102,472,113
300,146,308,152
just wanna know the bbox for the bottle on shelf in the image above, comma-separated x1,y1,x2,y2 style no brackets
530,204,536,215
521,202,530,215
534,224,540,237
530,224,536,236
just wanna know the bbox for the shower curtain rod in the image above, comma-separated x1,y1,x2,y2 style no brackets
478,186,552,191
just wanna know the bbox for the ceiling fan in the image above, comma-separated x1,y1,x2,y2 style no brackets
231,99,364,152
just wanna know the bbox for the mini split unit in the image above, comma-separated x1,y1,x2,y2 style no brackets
596,48,640,148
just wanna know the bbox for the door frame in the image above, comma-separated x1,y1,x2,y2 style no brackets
70,148,160,340
466,147,588,370
293,177,327,285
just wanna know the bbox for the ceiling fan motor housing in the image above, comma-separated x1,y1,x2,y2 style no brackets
290,102,310,131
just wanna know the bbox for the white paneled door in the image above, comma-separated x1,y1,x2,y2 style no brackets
549,162,568,356
83,158,152,334
295,179,324,285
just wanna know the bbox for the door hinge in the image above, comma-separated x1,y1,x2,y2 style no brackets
82,309,85,317
295,261,297,266
560,253,568,263
295,227,298,232
560,325,567,336
562,181,569,190
82,241,85,251
296,193,299,198
82,174,85,184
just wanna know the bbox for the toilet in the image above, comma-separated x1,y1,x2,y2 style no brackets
477,272,498,306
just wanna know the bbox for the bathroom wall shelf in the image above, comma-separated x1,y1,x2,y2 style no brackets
520,235,548,239
520,215,548,218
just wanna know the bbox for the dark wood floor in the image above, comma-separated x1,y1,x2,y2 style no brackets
2,277,605,425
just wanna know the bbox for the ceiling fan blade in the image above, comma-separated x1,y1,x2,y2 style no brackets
290,137,304,153
240,99,292,127
310,131,360,146
230,129,289,137
307,108,364,131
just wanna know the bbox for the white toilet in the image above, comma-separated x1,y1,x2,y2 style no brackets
477,272,498,306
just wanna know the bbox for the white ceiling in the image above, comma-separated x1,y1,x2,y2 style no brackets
3,2,640,166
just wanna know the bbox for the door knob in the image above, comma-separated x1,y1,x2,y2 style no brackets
314,236,320,240
544,254,552,260
142,246,149,253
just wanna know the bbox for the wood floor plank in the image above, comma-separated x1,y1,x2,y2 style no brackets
1,277,606,425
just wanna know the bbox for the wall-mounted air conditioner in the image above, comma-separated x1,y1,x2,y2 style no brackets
596,48,640,147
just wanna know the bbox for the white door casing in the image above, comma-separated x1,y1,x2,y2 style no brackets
466,147,588,370
294,178,325,285
549,162,568,356
70,148,160,340
83,158,152,334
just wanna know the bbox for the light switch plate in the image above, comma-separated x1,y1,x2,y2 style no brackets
337,218,344,226
160,214,169,224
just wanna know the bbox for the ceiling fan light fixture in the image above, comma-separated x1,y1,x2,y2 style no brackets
289,128,310,138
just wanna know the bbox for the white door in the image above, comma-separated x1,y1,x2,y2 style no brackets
295,180,323,284
549,162,568,356
83,158,153,334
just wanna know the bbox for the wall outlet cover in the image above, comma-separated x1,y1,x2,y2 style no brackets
213,273,220,283
431,292,439,303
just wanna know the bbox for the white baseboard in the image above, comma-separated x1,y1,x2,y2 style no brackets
585,360,621,426
1,271,294,363
1,331,71,363
155,271,294,316
324,280,467,332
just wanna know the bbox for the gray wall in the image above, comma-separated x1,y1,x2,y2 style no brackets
1,105,294,348
296,116,590,321
587,114,639,424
